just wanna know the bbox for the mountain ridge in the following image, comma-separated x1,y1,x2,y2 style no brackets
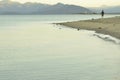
0,1,92,14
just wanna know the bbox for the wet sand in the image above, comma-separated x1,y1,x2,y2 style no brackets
58,16,120,39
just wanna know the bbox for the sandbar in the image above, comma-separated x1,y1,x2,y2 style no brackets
58,16,120,39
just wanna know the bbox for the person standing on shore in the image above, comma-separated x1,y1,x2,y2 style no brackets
101,10,104,18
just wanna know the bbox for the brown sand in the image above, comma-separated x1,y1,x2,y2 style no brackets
58,16,120,39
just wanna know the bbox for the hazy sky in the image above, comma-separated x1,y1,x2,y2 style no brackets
8,0,120,7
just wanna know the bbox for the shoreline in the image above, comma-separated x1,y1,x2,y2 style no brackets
57,16,120,39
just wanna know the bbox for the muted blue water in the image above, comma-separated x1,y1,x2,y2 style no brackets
0,14,120,23
0,15,120,80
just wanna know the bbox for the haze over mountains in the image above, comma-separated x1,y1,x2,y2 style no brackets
90,6,120,13
102,6,120,13
0,0,92,14
0,0,119,14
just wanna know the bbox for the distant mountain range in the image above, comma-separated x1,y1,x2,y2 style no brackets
0,0,119,14
0,0,92,14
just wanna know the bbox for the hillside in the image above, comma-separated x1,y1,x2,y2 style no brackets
0,1,92,14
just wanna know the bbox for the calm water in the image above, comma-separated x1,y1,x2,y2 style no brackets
0,15,120,80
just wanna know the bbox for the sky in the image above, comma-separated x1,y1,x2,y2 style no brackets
4,0,120,7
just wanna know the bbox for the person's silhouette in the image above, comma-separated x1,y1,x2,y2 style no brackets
101,10,104,18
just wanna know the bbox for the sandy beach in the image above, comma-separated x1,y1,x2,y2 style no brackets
58,16,120,39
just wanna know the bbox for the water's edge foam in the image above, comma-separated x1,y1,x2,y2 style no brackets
93,33,120,44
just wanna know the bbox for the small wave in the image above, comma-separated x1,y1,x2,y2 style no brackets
93,33,120,44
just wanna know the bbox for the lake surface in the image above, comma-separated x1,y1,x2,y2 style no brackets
0,15,120,80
